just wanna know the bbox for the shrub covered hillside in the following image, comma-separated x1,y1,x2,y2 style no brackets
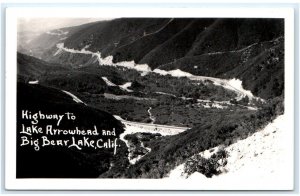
160,36,284,99
120,97,283,178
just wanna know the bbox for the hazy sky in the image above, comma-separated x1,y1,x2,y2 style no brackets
17,18,112,33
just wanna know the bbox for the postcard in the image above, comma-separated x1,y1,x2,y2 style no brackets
5,6,294,190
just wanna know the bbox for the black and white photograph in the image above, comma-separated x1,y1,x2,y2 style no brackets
4,7,295,190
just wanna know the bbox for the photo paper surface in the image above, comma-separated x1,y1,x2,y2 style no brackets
5,7,294,190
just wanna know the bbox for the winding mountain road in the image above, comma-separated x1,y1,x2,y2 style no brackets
55,43,264,102
114,115,188,136
116,114,188,164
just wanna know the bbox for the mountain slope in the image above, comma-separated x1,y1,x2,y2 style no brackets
63,18,171,56
111,18,193,63
159,36,284,99
122,96,283,178
186,18,283,56
44,18,283,69
139,19,215,68
168,115,291,189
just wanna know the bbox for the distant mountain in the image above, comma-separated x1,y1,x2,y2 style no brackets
46,18,283,68
17,82,126,178
17,30,41,52
18,21,100,59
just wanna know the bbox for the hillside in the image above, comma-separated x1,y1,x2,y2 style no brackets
139,19,215,67
63,18,170,56
119,96,283,178
159,36,284,99
167,115,291,189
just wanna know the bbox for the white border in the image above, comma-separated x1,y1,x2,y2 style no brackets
5,7,294,190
